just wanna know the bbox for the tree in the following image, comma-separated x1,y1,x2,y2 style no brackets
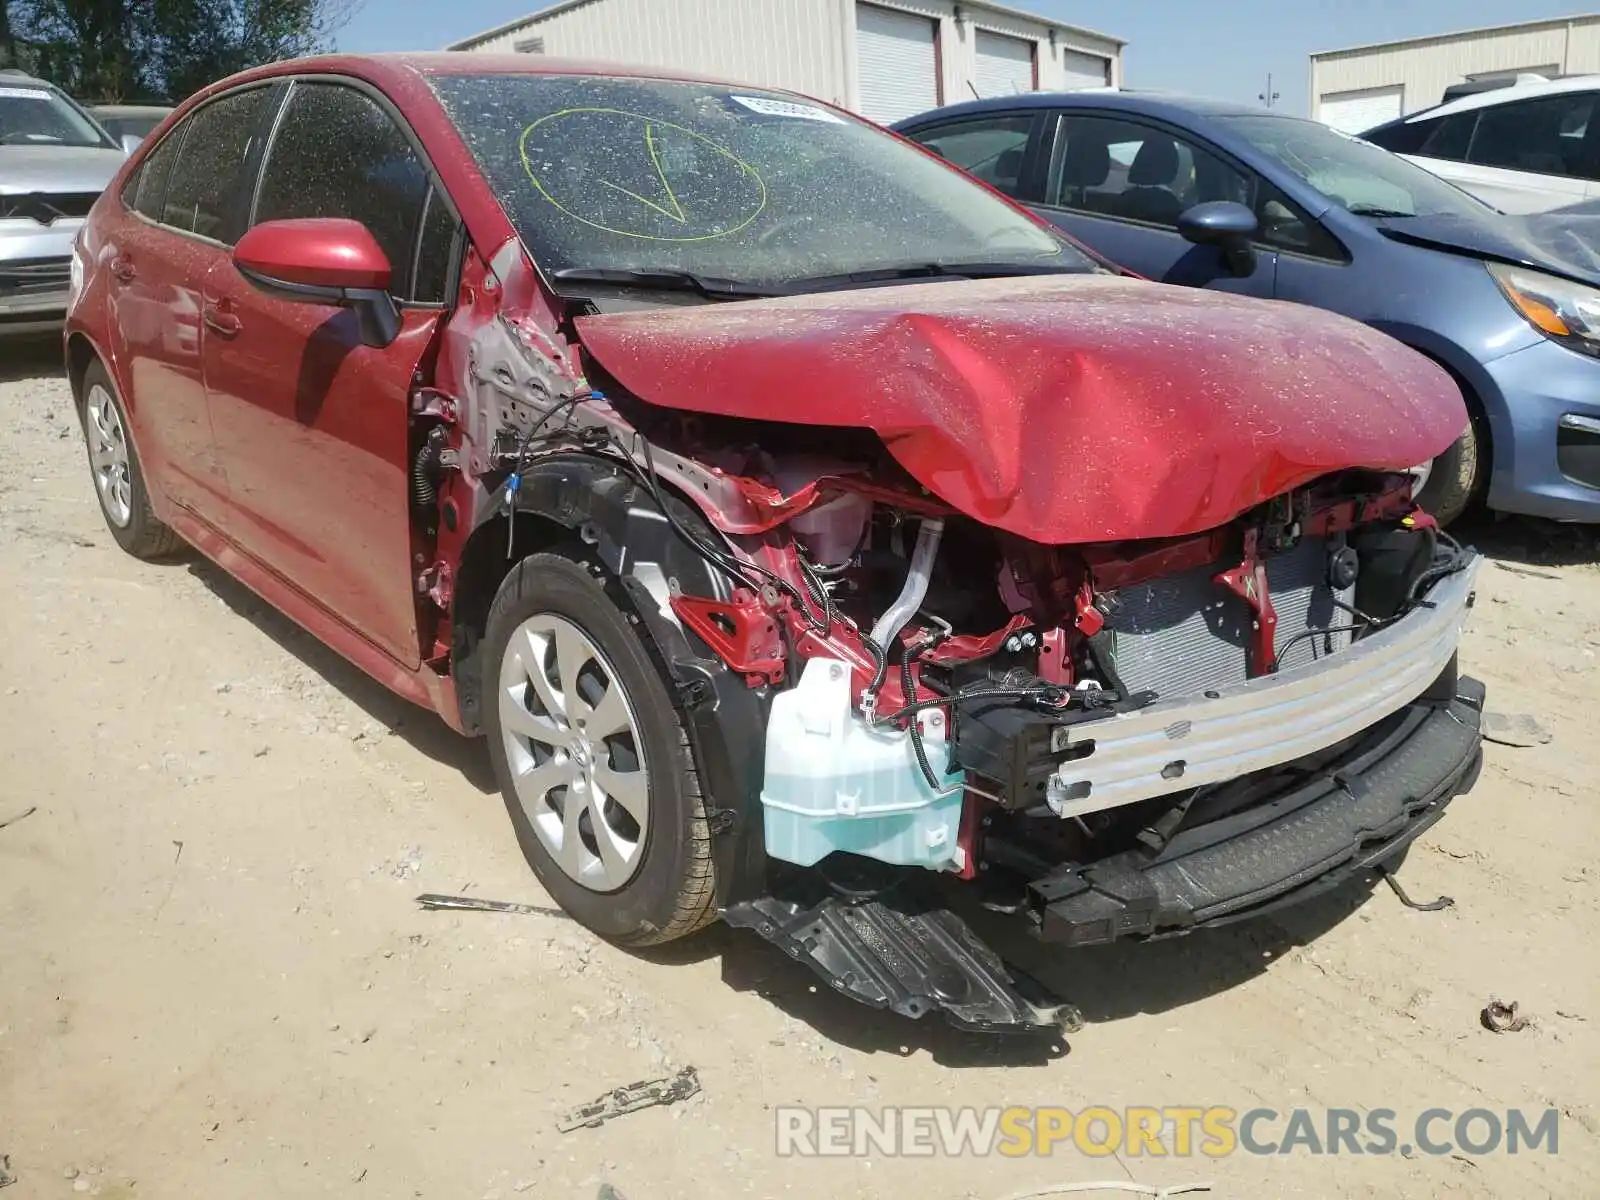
4,0,361,102
150,0,362,103
6,0,149,101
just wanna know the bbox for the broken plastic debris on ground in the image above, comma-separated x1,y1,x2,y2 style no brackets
557,1067,702,1133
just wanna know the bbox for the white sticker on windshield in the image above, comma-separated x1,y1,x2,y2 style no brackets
0,87,53,101
730,94,845,124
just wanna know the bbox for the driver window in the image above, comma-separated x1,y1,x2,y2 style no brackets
252,81,451,302
1045,115,1249,230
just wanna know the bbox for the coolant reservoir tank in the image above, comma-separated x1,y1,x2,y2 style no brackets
771,461,869,566
759,658,965,871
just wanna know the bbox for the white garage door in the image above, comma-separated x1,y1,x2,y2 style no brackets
974,30,1034,99
856,3,939,124
1061,48,1109,90
1320,86,1404,134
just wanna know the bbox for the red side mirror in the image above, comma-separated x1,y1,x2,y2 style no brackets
233,218,399,347
234,217,392,291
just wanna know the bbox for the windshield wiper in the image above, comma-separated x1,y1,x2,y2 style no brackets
550,267,779,300
780,260,1085,292
1346,205,1413,218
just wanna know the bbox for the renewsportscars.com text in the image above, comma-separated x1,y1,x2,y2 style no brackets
774,1105,1560,1158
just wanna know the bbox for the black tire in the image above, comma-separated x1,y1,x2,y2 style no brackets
1415,421,1480,528
483,551,716,946
77,359,185,559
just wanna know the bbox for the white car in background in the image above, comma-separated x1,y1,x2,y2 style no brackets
0,69,135,336
1362,74,1600,214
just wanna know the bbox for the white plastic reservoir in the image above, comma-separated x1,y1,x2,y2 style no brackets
760,657,966,871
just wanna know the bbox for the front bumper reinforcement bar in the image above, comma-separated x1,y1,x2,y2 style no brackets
1048,556,1481,818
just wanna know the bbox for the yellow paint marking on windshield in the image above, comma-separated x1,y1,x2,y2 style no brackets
646,123,687,222
597,176,686,222
518,106,767,242
593,123,688,221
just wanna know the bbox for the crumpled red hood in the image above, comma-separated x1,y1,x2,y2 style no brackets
575,274,1466,543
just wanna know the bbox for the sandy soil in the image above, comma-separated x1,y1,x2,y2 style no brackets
0,340,1596,1200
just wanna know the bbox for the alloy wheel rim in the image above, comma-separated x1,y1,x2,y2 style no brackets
499,612,650,891
85,384,133,527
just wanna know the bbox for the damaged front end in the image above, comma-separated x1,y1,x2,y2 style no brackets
718,476,1483,1032
426,250,1483,1033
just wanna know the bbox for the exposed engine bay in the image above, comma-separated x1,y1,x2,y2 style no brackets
412,243,1486,1032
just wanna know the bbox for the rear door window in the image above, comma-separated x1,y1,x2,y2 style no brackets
160,86,277,243
252,81,450,302
127,128,183,219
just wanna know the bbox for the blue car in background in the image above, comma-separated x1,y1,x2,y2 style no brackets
895,92,1600,525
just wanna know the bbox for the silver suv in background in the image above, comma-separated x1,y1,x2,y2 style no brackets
1,69,133,336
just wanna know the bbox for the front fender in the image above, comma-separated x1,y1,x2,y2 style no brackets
461,454,775,907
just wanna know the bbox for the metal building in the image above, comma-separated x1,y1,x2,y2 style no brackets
1311,14,1600,131
446,0,1124,125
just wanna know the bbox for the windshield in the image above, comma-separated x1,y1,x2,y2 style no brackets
0,82,114,148
1217,114,1490,219
430,73,1089,288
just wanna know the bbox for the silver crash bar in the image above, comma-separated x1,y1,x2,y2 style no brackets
1049,555,1482,820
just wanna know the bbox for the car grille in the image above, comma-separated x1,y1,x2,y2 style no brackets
1101,537,1355,700
0,192,98,224
0,257,71,311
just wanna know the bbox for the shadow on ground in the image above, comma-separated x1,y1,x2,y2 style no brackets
1,335,65,383
1455,510,1600,568
639,874,1395,1068
184,556,497,794
641,923,1069,1067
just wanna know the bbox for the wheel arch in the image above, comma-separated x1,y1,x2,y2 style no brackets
66,335,158,490
65,331,102,407
449,453,773,907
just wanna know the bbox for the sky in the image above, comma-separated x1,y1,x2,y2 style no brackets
335,0,1600,115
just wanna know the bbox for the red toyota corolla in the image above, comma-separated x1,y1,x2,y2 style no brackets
68,53,1485,1031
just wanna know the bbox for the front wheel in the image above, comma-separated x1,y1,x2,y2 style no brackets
1413,421,1481,527
482,551,717,946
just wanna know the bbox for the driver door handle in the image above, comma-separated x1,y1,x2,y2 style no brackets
203,302,241,338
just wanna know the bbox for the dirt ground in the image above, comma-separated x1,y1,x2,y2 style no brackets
0,339,1596,1200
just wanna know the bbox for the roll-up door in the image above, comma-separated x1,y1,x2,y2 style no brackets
974,29,1035,99
1321,86,1404,134
856,3,940,124
1061,48,1109,90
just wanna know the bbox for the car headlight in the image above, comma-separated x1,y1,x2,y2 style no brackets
1489,261,1600,357
67,239,85,311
